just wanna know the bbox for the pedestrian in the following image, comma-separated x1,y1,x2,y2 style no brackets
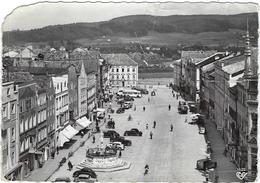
170,124,173,132
177,95,179,100
68,161,73,171
80,131,84,138
56,147,59,155
146,123,149,130
134,105,136,111
153,121,156,128
118,150,122,158
185,117,188,123
143,106,146,112
150,131,153,139
148,97,150,102
92,135,95,144
168,104,171,111
108,115,111,119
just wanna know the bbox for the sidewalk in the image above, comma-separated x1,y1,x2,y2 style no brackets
24,120,107,181
205,119,241,183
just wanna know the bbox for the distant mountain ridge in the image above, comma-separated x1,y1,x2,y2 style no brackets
3,13,258,45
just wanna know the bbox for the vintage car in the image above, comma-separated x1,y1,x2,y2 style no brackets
124,128,142,136
73,167,97,179
54,177,71,182
103,130,120,138
123,102,133,109
196,158,217,171
106,141,125,150
116,107,125,114
199,127,206,134
178,105,188,114
106,120,115,129
110,136,132,146
132,87,149,94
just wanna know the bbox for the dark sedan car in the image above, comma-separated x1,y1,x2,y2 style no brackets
110,136,132,146
178,105,188,114
124,128,142,136
116,107,125,114
73,167,97,179
103,130,120,138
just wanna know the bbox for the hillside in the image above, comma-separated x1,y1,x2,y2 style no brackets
3,13,258,46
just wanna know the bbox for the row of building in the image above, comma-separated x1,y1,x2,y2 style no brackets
1,49,138,180
172,30,258,180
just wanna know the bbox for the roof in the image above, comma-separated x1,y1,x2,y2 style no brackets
181,50,217,64
223,60,245,74
3,51,19,58
195,52,226,66
101,53,138,66
229,73,244,87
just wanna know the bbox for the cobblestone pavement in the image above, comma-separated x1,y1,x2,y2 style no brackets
49,86,208,182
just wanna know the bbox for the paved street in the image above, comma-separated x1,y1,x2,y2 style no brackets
49,86,207,182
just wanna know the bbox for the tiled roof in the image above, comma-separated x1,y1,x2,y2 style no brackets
181,50,217,64
101,53,138,66
223,60,244,74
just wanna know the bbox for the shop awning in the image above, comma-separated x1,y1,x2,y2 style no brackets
4,162,23,178
76,117,92,129
58,132,70,147
62,125,79,139
93,108,106,113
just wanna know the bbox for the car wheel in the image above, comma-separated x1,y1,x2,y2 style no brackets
139,133,142,136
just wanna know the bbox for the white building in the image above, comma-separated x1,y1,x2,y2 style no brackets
102,53,138,87
52,74,69,144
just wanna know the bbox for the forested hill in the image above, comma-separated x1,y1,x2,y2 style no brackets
3,12,258,45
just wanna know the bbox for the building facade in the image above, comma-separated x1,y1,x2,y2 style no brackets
102,54,138,87
87,71,96,121
18,82,39,178
78,61,88,118
52,74,69,147
2,81,22,180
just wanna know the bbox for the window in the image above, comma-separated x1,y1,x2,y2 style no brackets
29,116,32,129
2,105,7,118
127,67,130,72
11,152,15,165
116,68,119,72
33,114,36,127
25,99,31,111
133,74,136,79
112,68,114,72
64,81,66,88
7,88,10,96
57,83,59,90
11,128,15,141
122,68,124,72
20,120,24,133
24,118,28,131
133,68,135,72
11,103,16,114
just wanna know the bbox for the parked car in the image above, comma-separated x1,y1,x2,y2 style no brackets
73,167,97,179
54,177,71,182
190,114,201,121
73,174,96,182
199,127,206,134
196,158,217,171
124,128,142,136
110,136,132,146
116,107,125,114
103,130,120,138
178,105,188,114
124,95,134,101
106,120,115,129
106,141,125,150
132,87,149,94
123,102,133,109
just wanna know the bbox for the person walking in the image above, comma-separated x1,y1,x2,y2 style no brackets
68,161,73,171
185,117,188,123
118,150,122,158
92,135,96,144
168,104,171,111
148,97,150,102
150,131,153,139
146,123,149,130
143,106,146,112
153,121,156,128
170,124,173,132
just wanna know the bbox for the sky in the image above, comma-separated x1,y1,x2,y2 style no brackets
2,1,259,31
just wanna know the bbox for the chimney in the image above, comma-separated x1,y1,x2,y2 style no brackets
243,19,254,78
